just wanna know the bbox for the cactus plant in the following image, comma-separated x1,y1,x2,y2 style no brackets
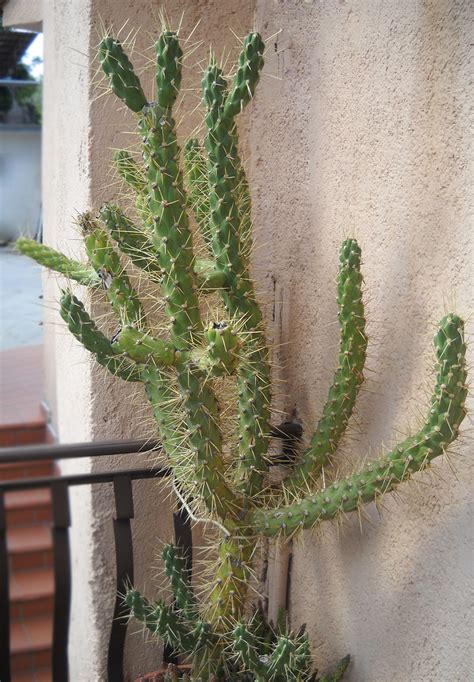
17,25,468,682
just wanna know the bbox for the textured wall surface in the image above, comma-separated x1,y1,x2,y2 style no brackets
250,1,473,680
19,0,474,679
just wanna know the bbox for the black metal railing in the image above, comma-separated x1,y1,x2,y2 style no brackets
0,439,173,682
0,424,302,682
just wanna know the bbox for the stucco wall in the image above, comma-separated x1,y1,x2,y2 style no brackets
12,0,472,679
250,1,473,680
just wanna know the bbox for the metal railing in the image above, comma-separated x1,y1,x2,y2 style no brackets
0,425,301,682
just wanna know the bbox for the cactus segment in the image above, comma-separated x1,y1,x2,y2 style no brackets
232,622,266,678
266,636,297,678
125,587,219,676
124,588,194,651
98,37,147,113
223,32,265,119
183,138,212,249
113,150,149,221
111,324,240,375
142,361,239,520
251,314,467,537
81,216,146,328
319,654,351,682
162,543,197,619
285,238,367,492
113,150,146,194
193,259,228,290
139,103,201,347
155,31,183,109
206,535,253,626
16,238,101,287
202,52,271,498
59,293,141,382
174,362,239,520
111,326,177,365
202,322,241,376
99,203,161,278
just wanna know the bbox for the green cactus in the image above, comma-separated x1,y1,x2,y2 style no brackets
16,26,469,682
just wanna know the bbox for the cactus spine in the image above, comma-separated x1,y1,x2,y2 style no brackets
17,25,468,681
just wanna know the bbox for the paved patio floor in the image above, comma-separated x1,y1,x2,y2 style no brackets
0,246,43,351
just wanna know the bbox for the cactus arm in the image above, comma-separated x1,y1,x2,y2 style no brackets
235,162,252,254
111,326,177,365
183,138,212,249
113,150,149,222
111,324,240,374
81,215,146,328
155,31,182,109
202,50,271,498
205,534,254,629
99,203,162,279
98,37,147,113
232,622,268,680
139,32,201,348
113,150,146,194
16,238,101,287
162,543,197,620
139,99,203,344
223,33,265,119
124,589,194,652
232,624,312,681
250,314,467,537
125,588,219,676
266,636,297,679
60,293,142,382
284,239,367,493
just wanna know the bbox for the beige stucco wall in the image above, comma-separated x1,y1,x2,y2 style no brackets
249,1,473,680
6,0,472,679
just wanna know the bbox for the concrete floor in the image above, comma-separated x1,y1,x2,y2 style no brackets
0,246,43,351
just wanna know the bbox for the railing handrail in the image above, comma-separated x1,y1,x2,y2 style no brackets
0,465,171,492
0,437,161,464
0,423,302,466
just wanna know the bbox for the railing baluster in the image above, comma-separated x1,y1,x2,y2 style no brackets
0,490,11,682
108,474,134,682
51,480,72,682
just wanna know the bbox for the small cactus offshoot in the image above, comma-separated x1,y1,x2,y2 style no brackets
17,25,468,681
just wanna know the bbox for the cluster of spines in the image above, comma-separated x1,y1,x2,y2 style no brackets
16,24,469,682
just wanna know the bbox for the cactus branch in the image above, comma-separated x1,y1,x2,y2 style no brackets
80,214,146,328
284,238,367,493
59,293,142,382
251,314,467,537
98,37,147,112
16,238,101,287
